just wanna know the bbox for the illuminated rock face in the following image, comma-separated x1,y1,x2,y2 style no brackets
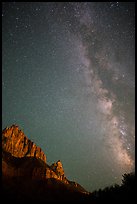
2,125,46,163
32,165,69,184
51,160,65,176
2,125,87,200
2,125,69,183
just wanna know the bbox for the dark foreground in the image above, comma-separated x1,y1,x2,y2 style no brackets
2,173,135,204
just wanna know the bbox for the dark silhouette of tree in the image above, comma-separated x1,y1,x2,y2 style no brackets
121,172,135,187
120,172,135,202
87,172,135,203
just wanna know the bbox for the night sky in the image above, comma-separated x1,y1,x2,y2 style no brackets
2,2,135,192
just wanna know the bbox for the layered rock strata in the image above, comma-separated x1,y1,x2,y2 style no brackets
2,125,69,184
2,125,46,163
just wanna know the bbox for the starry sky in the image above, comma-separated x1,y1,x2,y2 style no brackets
2,2,135,192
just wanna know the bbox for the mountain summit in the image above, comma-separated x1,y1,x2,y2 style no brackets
2,125,88,202
2,125,46,162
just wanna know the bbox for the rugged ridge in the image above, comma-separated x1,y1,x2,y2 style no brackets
2,125,86,194
2,125,46,163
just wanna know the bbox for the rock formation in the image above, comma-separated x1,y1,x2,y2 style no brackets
2,125,86,192
2,125,46,163
2,125,89,202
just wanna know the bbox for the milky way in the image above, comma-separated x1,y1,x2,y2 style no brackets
2,2,135,191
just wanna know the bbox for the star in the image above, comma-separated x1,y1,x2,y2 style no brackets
2,2,135,192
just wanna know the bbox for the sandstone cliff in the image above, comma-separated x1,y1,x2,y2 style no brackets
2,125,46,163
2,125,81,186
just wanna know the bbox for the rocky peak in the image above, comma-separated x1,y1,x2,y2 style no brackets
51,160,65,177
2,125,88,198
2,125,46,163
